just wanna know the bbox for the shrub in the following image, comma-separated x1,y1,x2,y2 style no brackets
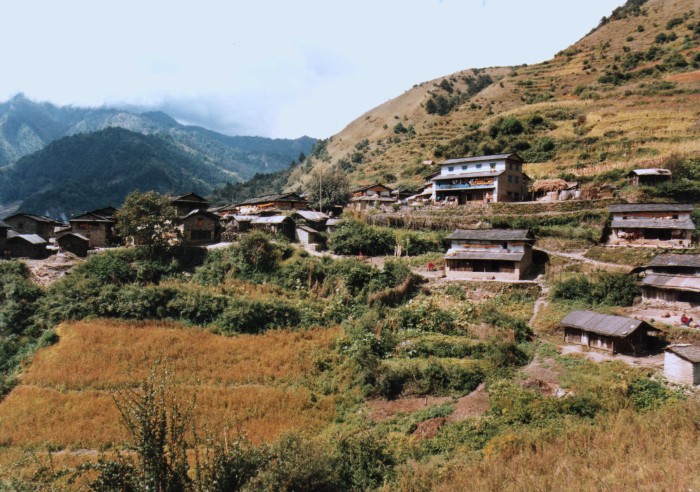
216,298,301,334
551,272,639,306
328,221,395,256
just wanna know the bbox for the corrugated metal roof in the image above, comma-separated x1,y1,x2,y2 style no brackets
7,231,47,245
252,216,290,224
629,168,672,176
667,345,700,363
648,254,700,269
446,229,533,241
561,310,650,338
609,203,694,213
611,218,695,230
641,274,700,293
294,210,329,221
445,249,525,261
440,153,522,165
432,170,505,181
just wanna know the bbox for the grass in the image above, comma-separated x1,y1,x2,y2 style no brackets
584,245,660,266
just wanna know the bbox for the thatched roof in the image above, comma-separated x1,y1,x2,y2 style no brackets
532,179,568,193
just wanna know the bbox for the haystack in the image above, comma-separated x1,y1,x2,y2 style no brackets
532,179,568,193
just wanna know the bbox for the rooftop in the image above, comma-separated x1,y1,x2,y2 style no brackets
237,193,307,206
352,183,392,193
251,216,290,225
609,203,694,213
611,218,695,230
440,153,522,165
641,274,700,293
446,229,533,241
294,210,329,222
667,345,700,363
647,254,700,269
629,168,672,176
445,250,525,262
432,170,505,181
561,310,652,338
4,212,60,224
7,230,47,245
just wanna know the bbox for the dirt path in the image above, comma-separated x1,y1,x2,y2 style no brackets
537,248,632,271
529,285,549,327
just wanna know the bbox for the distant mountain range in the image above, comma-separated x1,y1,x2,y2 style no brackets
0,94,315,217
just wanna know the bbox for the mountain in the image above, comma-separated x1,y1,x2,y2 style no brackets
0,127,239,218
288,0,700,192
0,94,315,181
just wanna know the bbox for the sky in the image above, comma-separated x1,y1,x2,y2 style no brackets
1,0,624,139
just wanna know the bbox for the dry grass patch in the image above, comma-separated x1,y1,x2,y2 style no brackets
22,320,339,390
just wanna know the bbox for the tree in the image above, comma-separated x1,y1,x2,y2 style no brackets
115,191,178,255
304,167,351,211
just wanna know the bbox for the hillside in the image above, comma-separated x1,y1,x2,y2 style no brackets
289,0,700,192
0,94,315,180
0,127,237,217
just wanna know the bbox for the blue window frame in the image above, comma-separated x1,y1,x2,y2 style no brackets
448,166,454,172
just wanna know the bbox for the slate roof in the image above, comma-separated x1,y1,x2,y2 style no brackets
641,274,700,293
560,310,652,338
440,153,522,165
3,212,60,224
647,254,700,269
171,192,210,204
611,218,695,230
70,212,115,223
629,168,672,176
445,250,525,262
181,209,220,220
446,229,533,241
666,345,700,363
609,203,694,213
237,193,307,206
7,230,47,245
352,183,392,193
432,170,505,181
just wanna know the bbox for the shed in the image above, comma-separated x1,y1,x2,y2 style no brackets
56,232,89,257
627,168,672,186
293,210,329,230
251,215,294,238
295,225,320,246
6,231,48,259
665,345,700,385
561,310,657,355
179,209,221,245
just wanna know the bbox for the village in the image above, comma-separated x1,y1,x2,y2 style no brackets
1,152,699,387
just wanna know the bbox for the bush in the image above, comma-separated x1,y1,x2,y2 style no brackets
328,221,395,256
216,298,301,334
552,272,639,306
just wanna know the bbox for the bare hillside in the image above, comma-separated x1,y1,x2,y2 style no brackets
290,0,700,191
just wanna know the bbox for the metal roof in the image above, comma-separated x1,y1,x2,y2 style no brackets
7,231,47,245
233,215,255,222
432,170,505,181
351,196,397,202
296,225,319,234
611,218,695,230
447,229,533,241
294,210,329,221
57,232,89,242
666,345,700,363
445,249,525,262
251,216,290,224
629,168,672,176
641,274,700,293
609,203,694,213
560,310,651,338
647,254,700,269
181,209,220,220
440,153,522,165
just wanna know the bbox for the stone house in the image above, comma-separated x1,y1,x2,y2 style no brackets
431,153,528,204
444,229,534,281
607,203,695,249
3,213,61,241
562,310,657,355
179,209,221,245
665,345,700,385
171,193,211,218
68,209,118,248
638,253,700,306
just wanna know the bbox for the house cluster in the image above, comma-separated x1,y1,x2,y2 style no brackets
0,192,342,259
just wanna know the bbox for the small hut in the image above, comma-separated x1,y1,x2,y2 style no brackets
251,215,294,239
56,232,89,257
562,310,657,355
665,345,700,385
6,231,48,259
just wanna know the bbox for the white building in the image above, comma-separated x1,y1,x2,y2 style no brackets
665,345,700,385
431,153,528,204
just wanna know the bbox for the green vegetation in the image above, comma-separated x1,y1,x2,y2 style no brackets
551,271,639,306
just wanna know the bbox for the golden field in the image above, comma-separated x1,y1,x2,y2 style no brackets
0,321,341,461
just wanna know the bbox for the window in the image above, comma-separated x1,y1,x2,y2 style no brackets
508,175,513,183
462,165,468,170
515,176,520,184
490,163,496,170
448,166,454,172
476,164,482,169
17,222,24,230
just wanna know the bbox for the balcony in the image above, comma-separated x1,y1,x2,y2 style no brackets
435,182,496,191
